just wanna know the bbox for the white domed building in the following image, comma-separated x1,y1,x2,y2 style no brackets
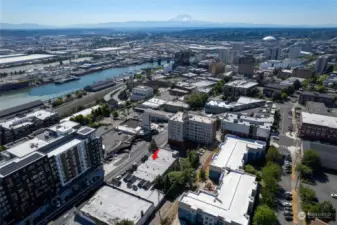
262,36,280,60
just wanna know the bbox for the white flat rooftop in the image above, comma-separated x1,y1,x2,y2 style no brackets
61,105,100,122
94,47,125,52
188,114,216,124
0,109,56,129
180,170,257,225
301,112,337,129
6,138,49,158
211,135,266,171
47,138,82,157
225,80,258,89
236,97,265,105
141,98,167,109
0,54,55,65
81,185,153,225
133,149,176,183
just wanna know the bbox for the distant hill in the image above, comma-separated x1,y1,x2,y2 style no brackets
1,15,337,30
0,23,55,30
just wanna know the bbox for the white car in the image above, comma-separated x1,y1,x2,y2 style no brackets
331,193,337,199
283,202,292,207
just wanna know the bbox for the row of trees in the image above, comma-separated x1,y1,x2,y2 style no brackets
248,146,283,225
272,80,301,101
52,90,87,108
300,185,336,222
186,93,209,109
296,149,321,180
70,104,111,127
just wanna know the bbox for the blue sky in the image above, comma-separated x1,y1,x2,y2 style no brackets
1,0,337,25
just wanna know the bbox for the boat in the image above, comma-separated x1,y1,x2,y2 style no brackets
0,80,30,93
54,76,80,85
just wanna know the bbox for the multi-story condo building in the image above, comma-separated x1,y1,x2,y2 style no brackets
179,169,258,225
224,80,258,97
0,152,56,224
178,135,263,225
299,92,335,107
221,113,273,141
205,97,265,114
238,55,255,77
299,112,337,144
131,85,153,101
168,112,217,145
0,120,103,225
209,134,266,180
315,56,329,74
292,67,314,79
0,109,60,145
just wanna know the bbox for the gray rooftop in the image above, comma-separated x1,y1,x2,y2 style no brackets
80,185,153,225
306,101,328,115
133,148,177,183
0,152,44,177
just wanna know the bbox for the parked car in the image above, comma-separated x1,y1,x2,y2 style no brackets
285,191,292,196
283,202,292,207
284,211,293,216
285,215,293,221
272,136,280,140
331,193,337,199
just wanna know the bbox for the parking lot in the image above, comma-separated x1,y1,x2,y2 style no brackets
303,172,337,225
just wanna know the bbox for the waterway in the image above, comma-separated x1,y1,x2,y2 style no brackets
0,62,164,110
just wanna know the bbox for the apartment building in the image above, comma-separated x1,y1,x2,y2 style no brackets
0,109,60,145
168,112,217,145
221,113,273,141
299,112,337,144
299,92,335,107
224,80,258,97
238,55,255,77
0,152,56,224
0,121,103,225
179,169,258,225
209,134,266,180
205,97,266,114
131,85,153,101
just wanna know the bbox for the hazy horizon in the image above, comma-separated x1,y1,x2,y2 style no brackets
1,0,337,26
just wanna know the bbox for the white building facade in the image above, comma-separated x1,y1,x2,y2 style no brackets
168,112,216,145
131,86,154,101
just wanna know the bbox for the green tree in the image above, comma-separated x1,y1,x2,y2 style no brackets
265,146,282,163
0,145,6,152
113,110,119,119
52,98,64,107
302,149,321,172
187,151,199,168
199,167,207,181
148,139,158,153
262,162,282,181
253,205,277,225
316,85,326,93
296,163,313,179
300,185,317,204
244,164,257,175
272,92,282,101
116,220,134,225
186,93,208,109
294,79,302,90
309,201,336,221
281,92,288,100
